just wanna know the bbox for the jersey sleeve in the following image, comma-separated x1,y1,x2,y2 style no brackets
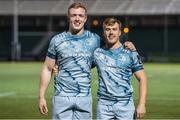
92,49,98,69
90,33,101,68
131,51,144,73
47,37,56,59
93,33,101,48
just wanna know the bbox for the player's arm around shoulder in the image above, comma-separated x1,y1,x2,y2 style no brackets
124,41,136,51
134,69,148,119
39,57,56,115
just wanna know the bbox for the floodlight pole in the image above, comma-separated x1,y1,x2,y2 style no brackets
12,0,20,61
163,15,168,55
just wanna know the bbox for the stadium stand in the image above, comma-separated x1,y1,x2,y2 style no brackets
0,0,180,61
1,0,180,15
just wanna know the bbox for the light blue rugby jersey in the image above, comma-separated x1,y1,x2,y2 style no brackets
93,45,143,101
47,30,100,97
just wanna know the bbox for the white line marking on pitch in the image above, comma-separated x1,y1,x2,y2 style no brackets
0,92,16,97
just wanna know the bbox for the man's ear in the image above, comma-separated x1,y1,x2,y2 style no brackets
119,30,121,37
84,15,87,23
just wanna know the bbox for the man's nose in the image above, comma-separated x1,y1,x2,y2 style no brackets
75,15,80,20
109,29,113,34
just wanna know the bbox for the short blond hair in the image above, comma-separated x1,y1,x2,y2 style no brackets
68,2,87,15
103,17,122,30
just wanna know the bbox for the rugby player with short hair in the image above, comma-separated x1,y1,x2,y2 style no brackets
94,17,148,120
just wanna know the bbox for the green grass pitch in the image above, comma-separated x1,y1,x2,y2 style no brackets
0,62,180,119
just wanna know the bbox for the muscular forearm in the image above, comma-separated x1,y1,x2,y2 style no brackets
38,57,55,115
135,70,147,106
138,77,147,106
39,65,52,99
135,70,148,119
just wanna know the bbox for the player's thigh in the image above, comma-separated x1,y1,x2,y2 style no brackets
114,100,135,120
52,96,73,120
74,96,92,120
96,101,114,120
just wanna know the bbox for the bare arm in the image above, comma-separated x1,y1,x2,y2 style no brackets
38,56,55,115
134,69,148,119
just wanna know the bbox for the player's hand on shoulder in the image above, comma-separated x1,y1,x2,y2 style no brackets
124,41,136,51
52,65,58,76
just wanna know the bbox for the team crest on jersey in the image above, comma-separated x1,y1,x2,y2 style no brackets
86,39,93,46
